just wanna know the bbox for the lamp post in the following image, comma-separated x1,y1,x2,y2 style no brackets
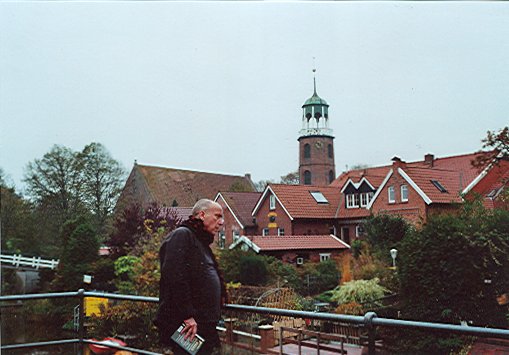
390,248,398,269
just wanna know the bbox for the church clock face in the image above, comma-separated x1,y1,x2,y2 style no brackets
315,140,323,149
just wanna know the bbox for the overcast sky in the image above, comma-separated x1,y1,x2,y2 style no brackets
1,1,508,191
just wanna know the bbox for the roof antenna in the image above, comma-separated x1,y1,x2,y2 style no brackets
312,57,317,95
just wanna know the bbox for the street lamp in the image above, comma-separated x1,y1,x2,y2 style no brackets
390,248,398,268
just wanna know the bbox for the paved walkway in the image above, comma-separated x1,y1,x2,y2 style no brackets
270,340,364,355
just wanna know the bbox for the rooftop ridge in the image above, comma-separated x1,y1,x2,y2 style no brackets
136,163,250,178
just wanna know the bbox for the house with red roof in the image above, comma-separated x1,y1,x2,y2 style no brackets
230,234,350,265
251,184,342,238
332,152,509,235
214,191,261,249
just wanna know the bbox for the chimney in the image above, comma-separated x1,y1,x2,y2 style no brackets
424,153,434,167
391,156,406,169
245,173,252,181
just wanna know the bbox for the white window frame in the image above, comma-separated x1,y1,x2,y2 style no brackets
356,225,363,237
319,253,331,262
233,230,240,242
346,194,359,208
269,195,276,210
388,186,395,204
218,231,226,249
401,185,408,202
296,257,304,265
360,193,368,207
262,228,269,236
278,228,285,236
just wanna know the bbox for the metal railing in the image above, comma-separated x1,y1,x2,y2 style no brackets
1,289,509,354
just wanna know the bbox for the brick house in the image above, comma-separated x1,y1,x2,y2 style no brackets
252,184,342,238
116,162,255,211
230,234,350,265
332,153,509,234
214,191,261,249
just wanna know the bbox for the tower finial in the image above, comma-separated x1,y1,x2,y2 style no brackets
312,57,317,95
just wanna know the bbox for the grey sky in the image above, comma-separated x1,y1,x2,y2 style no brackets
1,1,508,191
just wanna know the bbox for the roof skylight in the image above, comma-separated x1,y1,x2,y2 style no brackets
310,191,328,203
430,180,447,193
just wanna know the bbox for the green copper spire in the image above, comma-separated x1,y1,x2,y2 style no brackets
303,68,328,107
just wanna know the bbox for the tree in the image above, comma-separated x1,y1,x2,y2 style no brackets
363,214,412,262
79,142,126,237
23,145,85,222
108,203,181,257
0,174,39,254
473,126,509,168
280,171,299,185
393,202,509,353
52,216,100,291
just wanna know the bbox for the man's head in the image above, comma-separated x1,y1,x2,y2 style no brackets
192,199,224,235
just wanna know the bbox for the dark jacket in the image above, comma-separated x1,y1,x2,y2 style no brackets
155,223,223,343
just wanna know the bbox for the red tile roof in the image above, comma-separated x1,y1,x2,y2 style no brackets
246,235,350,251
333,152,494,211
118,163,255,208
217,191,261,227
266,184,341,219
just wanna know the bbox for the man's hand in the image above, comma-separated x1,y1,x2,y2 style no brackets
182,317,198,341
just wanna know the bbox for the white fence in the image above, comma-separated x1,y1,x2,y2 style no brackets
0,253,59,270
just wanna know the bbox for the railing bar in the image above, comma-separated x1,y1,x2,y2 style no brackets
372,317,509,338
0,291,79,301
1,338,80,350
84,291,159,303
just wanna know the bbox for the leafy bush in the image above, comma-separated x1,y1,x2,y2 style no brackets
330,278,387,306
239,255,269,286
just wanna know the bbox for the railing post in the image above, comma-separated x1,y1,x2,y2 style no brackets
77,289,85,355
259,324,275,353
224,318,236,345
363,311,378,355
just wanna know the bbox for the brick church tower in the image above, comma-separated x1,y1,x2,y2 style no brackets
298,71,336,186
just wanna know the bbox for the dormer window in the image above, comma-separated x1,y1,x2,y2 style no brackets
269,195,276,210
360,192,372,207
346,193,359,208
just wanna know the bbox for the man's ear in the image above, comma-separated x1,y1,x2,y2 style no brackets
197,210,206,220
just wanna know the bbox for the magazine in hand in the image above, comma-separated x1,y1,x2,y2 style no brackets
170,323,205,355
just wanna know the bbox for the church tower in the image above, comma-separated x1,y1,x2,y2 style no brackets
298,71,336,186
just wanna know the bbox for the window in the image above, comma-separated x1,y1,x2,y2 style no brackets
310,191,328,203
328,144,333,158
401,185,408,202
304,144,311,158
269,194,276,210
304,170,312,185
262,228,269,236
296,257,304,265
319,253,331,262
346,193,359,208
218,231,225,249
329,170,334,183
388,186,395,203
356,225,365,237
278,228,285,236
360,193,368,207
233,230,240,242
431,180,447,193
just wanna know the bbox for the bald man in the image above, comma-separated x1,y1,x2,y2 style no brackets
155,199,226,355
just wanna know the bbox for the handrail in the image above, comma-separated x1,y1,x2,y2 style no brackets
2,290,509,355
